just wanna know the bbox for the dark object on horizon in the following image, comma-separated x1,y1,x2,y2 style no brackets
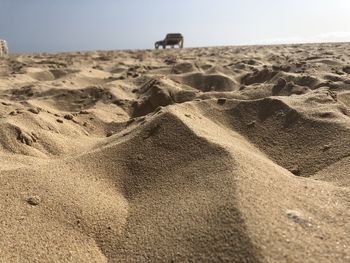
155,33,184,49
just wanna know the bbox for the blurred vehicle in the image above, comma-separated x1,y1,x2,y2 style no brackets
155,33,184,49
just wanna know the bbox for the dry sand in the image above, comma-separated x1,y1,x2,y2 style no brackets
0,43,349,262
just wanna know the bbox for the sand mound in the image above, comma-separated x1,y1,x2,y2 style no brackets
241,67,278,85
195,90,349,177
131,77,197,117
1,43,350,262
26,68,79,81
173,62,197,74
172,72,237,92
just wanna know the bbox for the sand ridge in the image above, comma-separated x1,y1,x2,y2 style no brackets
0,43,349,262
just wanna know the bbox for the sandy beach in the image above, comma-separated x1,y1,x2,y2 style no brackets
0,43,349,262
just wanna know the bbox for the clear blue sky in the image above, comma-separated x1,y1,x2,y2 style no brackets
1,0,350,53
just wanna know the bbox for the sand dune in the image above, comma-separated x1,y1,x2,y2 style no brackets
0,43,349,262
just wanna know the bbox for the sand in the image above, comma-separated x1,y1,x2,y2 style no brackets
0,43,349,262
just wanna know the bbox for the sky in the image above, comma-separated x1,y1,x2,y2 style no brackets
0,0,350,53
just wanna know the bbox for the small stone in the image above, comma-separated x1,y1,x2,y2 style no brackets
79,110,89,115
113,100,125,106
64,114,74,120
57,119,63,123
286,209,304,224
277,78,287,87
217,98,227,105
290,166,301,176
322,144,331,151
27,196,41,206
28,108,40,114
106,131,113,137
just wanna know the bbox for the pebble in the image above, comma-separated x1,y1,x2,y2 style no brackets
27,196,41,206
217,98,227,105
322,144,331,151
286,209,304,224
28,108,40,114
9,109,23,116
290,166,301,176
64,114,74,120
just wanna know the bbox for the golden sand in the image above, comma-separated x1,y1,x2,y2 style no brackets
0,44,349,262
